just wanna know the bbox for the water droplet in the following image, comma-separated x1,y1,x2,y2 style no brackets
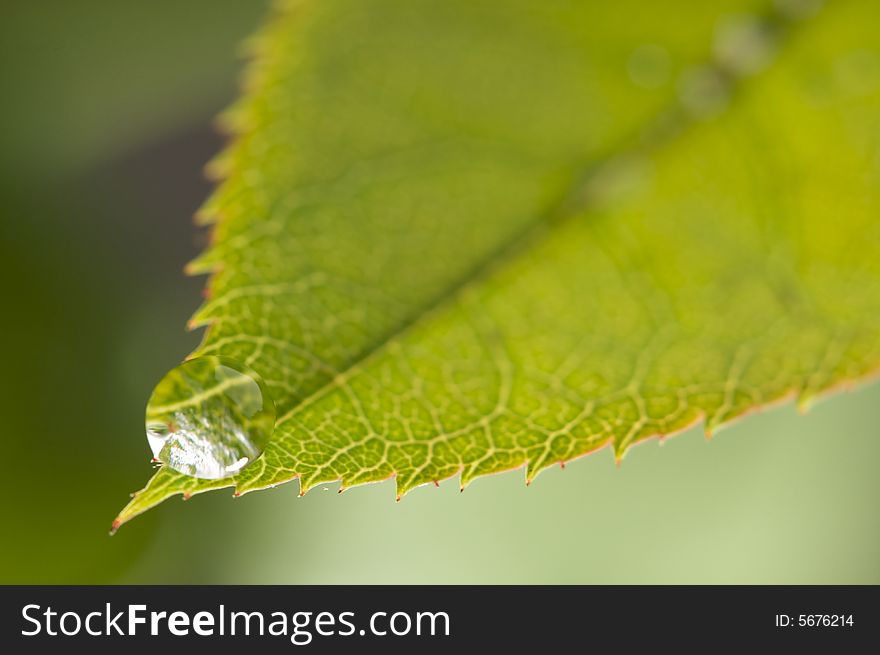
145,356,275,480
773,0,823,20
582,156,652,209
714,15,775,77
677,66,729,118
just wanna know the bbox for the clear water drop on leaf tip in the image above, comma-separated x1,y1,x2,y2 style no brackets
145,356,276,480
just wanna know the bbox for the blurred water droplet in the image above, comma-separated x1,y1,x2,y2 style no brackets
145,356,275,479
678,66,729,118
582,156,652,209
714,15,775,77
773,0,823,20
627,44,672,89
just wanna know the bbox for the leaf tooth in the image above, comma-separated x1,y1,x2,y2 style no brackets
202,156,233,187
193,206,220,226
395,464,461,498
524,449,557,484
394,470,427,498
612,436,631,464
185,249,223,276
395,469,445,500
796,396,814,415
393,474,409,501
188,303,217,329
458,465,477,492
214,101,250,137
194,182,230,225
296,472,322,497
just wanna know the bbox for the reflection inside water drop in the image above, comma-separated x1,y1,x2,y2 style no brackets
145,356,275,480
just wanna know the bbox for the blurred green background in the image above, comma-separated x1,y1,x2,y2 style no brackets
0,0,878,584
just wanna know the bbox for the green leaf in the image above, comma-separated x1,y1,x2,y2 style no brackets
116,0,880,528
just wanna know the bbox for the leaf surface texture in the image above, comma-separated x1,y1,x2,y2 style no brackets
118,0,880,525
